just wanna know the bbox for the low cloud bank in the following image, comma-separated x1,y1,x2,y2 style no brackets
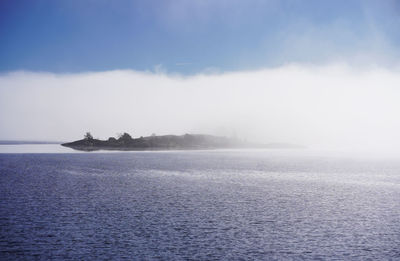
1,64,400,151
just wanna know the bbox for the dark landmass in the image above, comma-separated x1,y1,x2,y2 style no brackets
62,132,304,152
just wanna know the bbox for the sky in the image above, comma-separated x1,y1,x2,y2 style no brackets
1,0,400,150
1,0,400,73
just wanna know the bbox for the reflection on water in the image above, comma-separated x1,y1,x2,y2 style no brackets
1,150,400,259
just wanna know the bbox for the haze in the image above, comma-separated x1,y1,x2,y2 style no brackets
1,64,400,151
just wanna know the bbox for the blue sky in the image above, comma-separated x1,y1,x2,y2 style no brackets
1,0,399,74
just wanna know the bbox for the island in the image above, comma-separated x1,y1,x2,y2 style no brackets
61,132,303,151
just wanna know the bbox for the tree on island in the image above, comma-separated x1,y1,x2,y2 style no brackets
118,132,133,142
84,132,93,140
108,137,117,142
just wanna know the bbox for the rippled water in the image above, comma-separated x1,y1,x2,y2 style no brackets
1,149,400,260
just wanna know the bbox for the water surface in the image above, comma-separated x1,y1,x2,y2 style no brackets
1,149,400,260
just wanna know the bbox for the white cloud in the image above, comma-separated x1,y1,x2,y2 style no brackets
1,64,400,151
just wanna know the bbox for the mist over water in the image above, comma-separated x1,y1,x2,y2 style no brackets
2,64,400,153
2,1,400,260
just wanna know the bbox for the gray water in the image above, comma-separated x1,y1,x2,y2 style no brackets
1,149,400,260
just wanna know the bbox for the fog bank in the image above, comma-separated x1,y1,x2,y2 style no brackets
1,64,400,151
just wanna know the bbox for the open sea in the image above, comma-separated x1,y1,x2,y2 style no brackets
1,145,400,260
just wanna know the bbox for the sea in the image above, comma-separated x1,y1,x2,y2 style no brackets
1,145,400,260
